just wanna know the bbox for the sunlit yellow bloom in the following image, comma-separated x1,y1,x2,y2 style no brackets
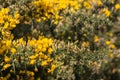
18,38,26,45
0,46,6,54
102,8,111,17
14,11,20,19
79,0,83,3
41,61,48,66
48,64,56,73
47,58,53,62
36,18,41,22
37,45,42,50
2,8,10,14
29,55,36,59
0,18,4,24
81,41,89,47
42,47,47,52
48,48,53,54
94,35,99,42
105,40,111,45
30,59,36,65
4,22,9,29
11,48,16,54
115,4,120,10
28,39,36,47
4,55,11,62
39,52,45,59
3,64,11,70
83,1,92,9
6,40,11,47
97,0,102,6
44,55,48,59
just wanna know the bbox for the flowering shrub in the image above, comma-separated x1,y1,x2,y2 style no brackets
0,0,120,80
0,8,20,55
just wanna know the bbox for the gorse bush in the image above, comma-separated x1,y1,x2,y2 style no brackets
0,0,120,80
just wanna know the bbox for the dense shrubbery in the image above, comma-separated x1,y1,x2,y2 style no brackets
0,0,120,80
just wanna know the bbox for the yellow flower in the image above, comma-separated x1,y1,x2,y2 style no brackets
83,1,92,9
4,22,9,29
109,44,116,49
36,18,41,22
48,48,53,54
94,35,99,42
105,40,111,45
30,59,36,65
27,71,34,76
4,55,11,62
109,53,114,58
18,38,25,44
41,61,48,66
0,46,6,54
97,0,102,6
1,8,10,14
28,39,36,47
102,8,111,17
48,64,56,73
39,52,45,59
11,48,16,54
14,11,20,19
81,41,89,47
42,47,47,52
3,64,11,70
9,19,16,28
0,18,4,24
6,40,11,47
29,55,36,59
47,58,53,62
115,4,120,10
37,44,42,51
79,0,83,3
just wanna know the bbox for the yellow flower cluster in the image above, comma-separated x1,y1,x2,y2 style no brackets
105,40,116,49
0,8,20,55
0,8,20,34
83,0,102,9
28,36,53,53
0,39,11,54
32,0,81,24
102,8,111,17
105,32,116,49
28,36,56,72
1,36,56,79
